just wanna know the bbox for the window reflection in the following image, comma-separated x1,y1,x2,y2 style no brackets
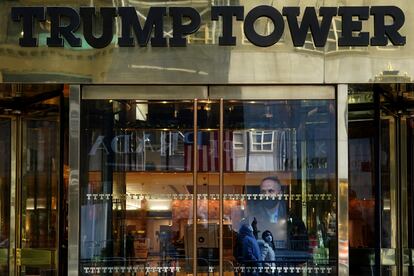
80,98,337,275
21,117,60,275
81,101,194,275
224,100,337,275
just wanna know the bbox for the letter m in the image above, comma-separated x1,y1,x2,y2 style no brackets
283,7,337,47
118,7,166,47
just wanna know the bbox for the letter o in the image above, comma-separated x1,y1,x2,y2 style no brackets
244,5,284,47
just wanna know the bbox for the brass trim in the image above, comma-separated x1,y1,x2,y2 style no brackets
388,116,398,251
68,85,81,276
400,118,408,274
381,248,397,266
15,249,20,267
337,84,349,275
15,117,22,276
193,99,198,276
82,85,208,100
402,248,410,266
57,94,63,276
412,249,414,266
219,98,224,276
209,85,335,100
19,249,54,266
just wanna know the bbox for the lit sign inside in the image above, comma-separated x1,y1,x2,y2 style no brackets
11,6,406,48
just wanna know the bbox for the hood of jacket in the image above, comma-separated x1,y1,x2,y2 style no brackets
239,224,254,238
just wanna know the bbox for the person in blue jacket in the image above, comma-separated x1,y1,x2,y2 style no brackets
236,224,262,275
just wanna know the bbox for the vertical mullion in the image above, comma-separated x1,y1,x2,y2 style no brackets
58,92,64,276
15,117,22,276
219,99,224,276
193,99,198,276
337,84,349,275
374,87,382,276
400,117,409,274
396,117,403,275
68,85,80,276
9,117,17,276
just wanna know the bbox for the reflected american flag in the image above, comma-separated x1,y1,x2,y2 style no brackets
184,131,233,172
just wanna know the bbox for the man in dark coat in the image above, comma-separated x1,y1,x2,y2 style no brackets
247,176,288,249
248,176,310,251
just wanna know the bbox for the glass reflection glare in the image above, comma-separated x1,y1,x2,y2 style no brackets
223,100,337,274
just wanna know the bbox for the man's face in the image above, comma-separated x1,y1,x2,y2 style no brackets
260,179,282,195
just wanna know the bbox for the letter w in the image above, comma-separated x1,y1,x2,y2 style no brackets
118,7,166,47
283,7,337,47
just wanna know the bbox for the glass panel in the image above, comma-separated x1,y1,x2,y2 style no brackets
80,100,194,275
223,99,337,275
348,85,399,276
195,101,220,274
348,88,376,275
20,101,60,276
381,117,393,248
0,118,11,275
380,110,398,276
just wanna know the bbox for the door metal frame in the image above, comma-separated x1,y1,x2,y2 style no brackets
10,116,17,276
192,99,198,276
400,117,410,273
68,85,80,276
18,99,62,275
70,84,346,275
2,114,23,276
3,95,63,276
374,87,383,276
0,115,17,276
337,85,349,276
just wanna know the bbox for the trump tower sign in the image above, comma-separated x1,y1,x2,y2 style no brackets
11,6,406,48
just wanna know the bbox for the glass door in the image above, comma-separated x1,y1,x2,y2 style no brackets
348,87,400,276
78,86,205,275
75,85,340,275
348,85,414,276
18,103,61,276
213,86,338,275
378,105,398,276
0,93,63,276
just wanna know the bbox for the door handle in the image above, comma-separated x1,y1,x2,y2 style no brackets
381,248,396,266
403,248,410,266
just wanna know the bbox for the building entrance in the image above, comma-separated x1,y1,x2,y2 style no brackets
69,85,346,275
0,85,65,276
348,84,414,276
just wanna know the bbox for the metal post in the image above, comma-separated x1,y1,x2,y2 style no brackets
193,99,198,276
9,117,17,276
58,92,65,276
337,84,349,276
374,86,382,276
68,85,81,276
15,117,22,276
219,99,224,276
